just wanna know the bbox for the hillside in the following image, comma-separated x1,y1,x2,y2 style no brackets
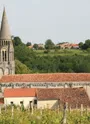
14,37,90,73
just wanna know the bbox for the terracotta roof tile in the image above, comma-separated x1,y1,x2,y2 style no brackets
4,88,36,97
0,73,90,83
37,88,90,108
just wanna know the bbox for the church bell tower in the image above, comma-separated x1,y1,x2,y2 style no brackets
0,8,15,76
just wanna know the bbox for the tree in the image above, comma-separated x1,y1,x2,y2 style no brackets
15,59,32,74
33,44,38,50
79,42,83,49
14,44,35,63
85,39,90,48
13,37,24,46
79,39,90,50
45,39,55,49
26,42,32,46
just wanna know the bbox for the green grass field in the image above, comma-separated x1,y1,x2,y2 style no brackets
34,49,89,56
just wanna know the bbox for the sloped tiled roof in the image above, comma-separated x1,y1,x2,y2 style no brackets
4,88,36,97
37,88,90,108
0,73,90,83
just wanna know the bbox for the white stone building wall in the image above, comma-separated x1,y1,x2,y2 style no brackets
4,97,37,108
37,99,58,109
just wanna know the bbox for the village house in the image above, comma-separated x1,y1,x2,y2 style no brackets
4,88,37,108
57,42,79,49
70,44,79,49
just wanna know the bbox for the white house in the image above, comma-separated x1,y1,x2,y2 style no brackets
4,88,37,108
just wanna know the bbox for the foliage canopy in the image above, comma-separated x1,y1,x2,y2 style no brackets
14,37,90,74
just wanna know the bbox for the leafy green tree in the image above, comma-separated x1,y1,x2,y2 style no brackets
45,39,55,49
15,59,32,74
79,42,83,49
26,42,32,46
85,39,90,48
15,44,35,63
13,37,24,46
79,39,90,50
33,44,38,50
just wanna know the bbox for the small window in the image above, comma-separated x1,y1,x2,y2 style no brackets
20,101,23,104
5,51,7,61
29,101,32,107
29,101,32,104
34,100,37,104
2,51,4,61
11,101,13,105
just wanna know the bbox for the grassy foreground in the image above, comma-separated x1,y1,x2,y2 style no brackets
0,108,90,124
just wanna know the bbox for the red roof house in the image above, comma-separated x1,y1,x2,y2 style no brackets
4,88,37,108
4,88,36,97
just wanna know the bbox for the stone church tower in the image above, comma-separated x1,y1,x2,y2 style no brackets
0,8,15,76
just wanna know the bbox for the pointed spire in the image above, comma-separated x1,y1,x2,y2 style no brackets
0,7,11,40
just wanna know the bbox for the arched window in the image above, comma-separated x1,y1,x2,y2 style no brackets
5,51,7,61
2,50,7,61
2,51,4,61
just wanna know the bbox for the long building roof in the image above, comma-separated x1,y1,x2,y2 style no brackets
0,73,90,83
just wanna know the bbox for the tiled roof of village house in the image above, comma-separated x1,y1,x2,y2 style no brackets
4,88,36,97
37,88,90,108
0,73,90,83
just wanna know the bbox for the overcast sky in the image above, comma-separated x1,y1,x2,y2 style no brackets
0,0,90,44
